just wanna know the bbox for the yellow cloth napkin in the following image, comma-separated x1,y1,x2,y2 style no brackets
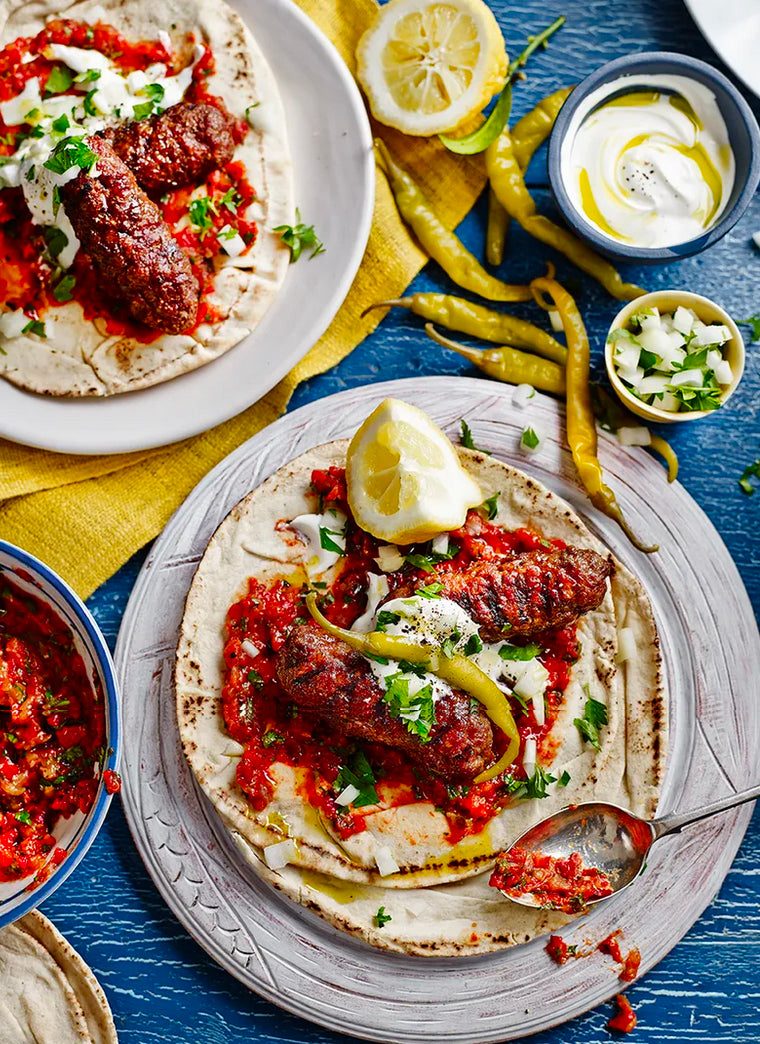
0,0,487,598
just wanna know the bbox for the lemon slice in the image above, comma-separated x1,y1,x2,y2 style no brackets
356,0,507,137
346,398,483,544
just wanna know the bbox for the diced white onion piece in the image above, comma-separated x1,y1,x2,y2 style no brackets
616,627,636,664
374,544,404,573
617,366,645,388
667,329,686,349
522,736,537,779
637,307,659,328
512,383,535,409
753,231,760,250
263,838,298,870
549,310,563,332
691,324,730,348
657,391,681,412
614,345,641,371
672,306,695,336
637,326,673,355
335,784,360,806
0,78,42,126
617,426,651,447
241,639,260,659
636,375,671,397
715,360,733,385
532,689,545,728
375,845,400,877
706,349,723,372
0,310,30,338
670,369,704,389
432,533,449,555
511,660,550,703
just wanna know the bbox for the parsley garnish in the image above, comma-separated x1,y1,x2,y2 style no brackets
219,187,242,213
397,660,428,678
440,632,461,659
189,195,217,236
574,694,608,751
464,634,483,656
21,319,46,337
479,492,500,520
45,66,74,96
247,668,264,689
460,418,491,455
74,68,101,84
261,730,284,747
558,770,571,787
335,751,378,807
374,906,392,928
383,673,435,741
522,765,557,799
499,642,541,661
375,610,401,632
403,542,457,572
273,209,325,262
132,101,155,120
14,810,32,824
51,113,70,134
83,89,99,117
53,273,76,302
319,526,345,555
44,137,98,176
142,83,165,102
739,459,760,495
414,581,444,598
737,314,760,342
521,426,540,450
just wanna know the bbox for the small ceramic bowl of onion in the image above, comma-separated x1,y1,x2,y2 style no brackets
605,290,745,423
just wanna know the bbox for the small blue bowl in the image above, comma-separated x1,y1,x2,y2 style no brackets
0,540,120,928
547,51,760,264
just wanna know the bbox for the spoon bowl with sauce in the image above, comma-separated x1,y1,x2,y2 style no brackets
495,784,760,911
548,52,760,264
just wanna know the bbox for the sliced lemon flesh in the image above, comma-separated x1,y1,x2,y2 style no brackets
356,0,507,137
346,399,483,544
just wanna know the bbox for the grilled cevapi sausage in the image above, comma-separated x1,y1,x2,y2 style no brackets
391,548,613,642
101,102,237,194
276,625,494,783
61,137,199,333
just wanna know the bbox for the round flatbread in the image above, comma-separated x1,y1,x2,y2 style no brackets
0,0,292,396
176,441,667,955
0,911,117,1043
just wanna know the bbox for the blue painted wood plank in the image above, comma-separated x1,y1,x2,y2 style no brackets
37,0,760,1040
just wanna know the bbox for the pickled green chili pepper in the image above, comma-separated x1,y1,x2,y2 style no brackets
362,292,566,364
487,87,574,266
649,435,679,483
486,131,645,301
306,594,520,784
591,383,679,483
530,275,658,552
374,139,532,303
426,323,566,396
486,187,510,266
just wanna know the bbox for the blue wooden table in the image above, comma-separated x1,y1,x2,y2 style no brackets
41,1,760,1040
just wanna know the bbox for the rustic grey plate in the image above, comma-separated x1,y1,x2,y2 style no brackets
116,376,760,1042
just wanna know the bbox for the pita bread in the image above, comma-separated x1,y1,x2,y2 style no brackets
0,0,292,396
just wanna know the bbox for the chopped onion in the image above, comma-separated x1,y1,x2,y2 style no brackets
512,383,535,409
375,845,400,877
616,627,636,664
263,838,298,870
375,544,404,573
522,736,537,779
241,639,260,659
637,326,673,355
672,306,694,336
636,375,671,396
549,310,563,332
715,360,733,385
532,689,545,728
0,310,30,339
613,345,641,372
335,784,360,806
432,533,449,555
670,369,704,389
617,426,651,447
706,349,723,372
691,324,730,348
657,391,681,412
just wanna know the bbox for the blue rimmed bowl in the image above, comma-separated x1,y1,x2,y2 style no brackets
547,51,760,264
0,541,120,928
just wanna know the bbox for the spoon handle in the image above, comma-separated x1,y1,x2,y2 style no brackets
653,782,760,839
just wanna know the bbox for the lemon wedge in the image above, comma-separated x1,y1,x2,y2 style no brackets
346,399,483,544
356,0,507,137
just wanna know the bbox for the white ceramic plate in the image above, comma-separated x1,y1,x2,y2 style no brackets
685,0,760,99
0,0,374,455
116,377,760,1043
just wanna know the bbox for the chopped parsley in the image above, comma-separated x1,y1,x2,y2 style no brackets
14,811,32,824
45,66,74,96
52,273,76,303
522,765,557,799
521,426,540,450
403,542,457,573
44,136,97,176
318,526,345,555
51,113,70,134
574,693,608,751
463,634,483,656
375,610,401,632
274,209,325,262
460,418,491,455
261,730,284,748
558,770,571,787
499,642,541,661
383,673,435,741
440,632,461,659
479,492,500,520
373,906,392,928
188,195,217,236
414,581,444,598
219,187,242,213
247,668,264,689
364,652,390,665
335,751,378,807
737,314,760,342
739,459,760,495
83,89,100,117
74,68,101,84
21,319,46,337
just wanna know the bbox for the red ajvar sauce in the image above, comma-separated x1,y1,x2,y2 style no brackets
0,22,256,339
0,575,106,882
221,466,580,847
546,929,641,982
490,847,614,912
608,994,637,1033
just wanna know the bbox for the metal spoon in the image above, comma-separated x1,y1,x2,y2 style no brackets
498,784,760,909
